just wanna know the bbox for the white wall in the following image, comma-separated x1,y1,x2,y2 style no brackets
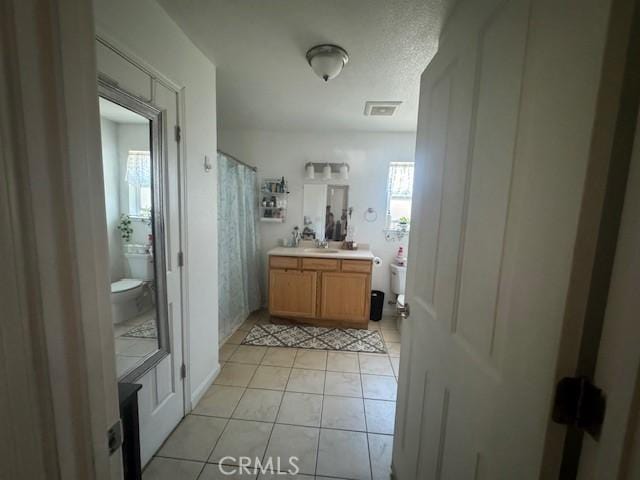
94,0,219,404
100,117,123,282
219,129,415,309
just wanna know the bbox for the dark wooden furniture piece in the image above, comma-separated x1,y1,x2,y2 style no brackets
118,382,143,480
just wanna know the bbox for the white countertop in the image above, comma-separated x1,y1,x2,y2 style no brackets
268,246,375,260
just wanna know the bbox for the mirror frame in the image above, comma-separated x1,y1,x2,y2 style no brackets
98,78,171,382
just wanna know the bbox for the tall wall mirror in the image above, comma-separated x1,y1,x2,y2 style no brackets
98,81,170,381
303,184,349,241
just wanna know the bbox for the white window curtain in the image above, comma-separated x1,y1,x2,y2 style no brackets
125,150,151,187
217,152,261,341
388,162,414,198
386,162,415,223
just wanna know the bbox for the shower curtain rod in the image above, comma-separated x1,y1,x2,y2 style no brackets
217,149,257,172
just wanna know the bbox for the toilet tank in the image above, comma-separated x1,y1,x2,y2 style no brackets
125,253,154,280
390,263,406,295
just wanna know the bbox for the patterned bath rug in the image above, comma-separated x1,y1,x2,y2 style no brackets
242,324,387,353
122,319,157,339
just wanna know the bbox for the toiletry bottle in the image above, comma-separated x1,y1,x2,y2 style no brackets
395,246,405,265
280,176,285,193
385,210,392,229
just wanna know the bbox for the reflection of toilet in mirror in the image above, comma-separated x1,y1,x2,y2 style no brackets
111,252,154,324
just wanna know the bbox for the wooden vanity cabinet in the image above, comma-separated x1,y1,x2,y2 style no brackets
268,255,372,328
319,272,370,322
269,269,317,319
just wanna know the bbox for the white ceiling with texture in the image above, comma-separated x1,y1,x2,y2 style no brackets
158,0,452,132
99,97,148,124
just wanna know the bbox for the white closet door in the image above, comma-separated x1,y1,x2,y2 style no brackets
576,113,640,480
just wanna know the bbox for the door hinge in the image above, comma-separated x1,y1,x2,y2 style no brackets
552,376,606,439
107,420,122,455
174,125,181,142
177,251,184,267
180,364,187,379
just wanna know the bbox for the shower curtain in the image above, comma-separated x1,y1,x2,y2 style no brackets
217,152,261,341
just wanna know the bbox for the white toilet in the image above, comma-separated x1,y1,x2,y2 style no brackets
111,253,154,324
390,263,407,311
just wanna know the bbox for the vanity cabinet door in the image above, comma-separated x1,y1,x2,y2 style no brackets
269,269,317,318
319,272,371,324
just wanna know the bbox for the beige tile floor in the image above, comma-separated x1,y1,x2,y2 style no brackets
145,311,401,480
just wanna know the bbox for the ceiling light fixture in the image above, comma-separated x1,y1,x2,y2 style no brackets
306,44,349,82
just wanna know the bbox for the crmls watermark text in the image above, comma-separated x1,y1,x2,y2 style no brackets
217,456,300,475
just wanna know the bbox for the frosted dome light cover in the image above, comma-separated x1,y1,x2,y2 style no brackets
306,44,349,82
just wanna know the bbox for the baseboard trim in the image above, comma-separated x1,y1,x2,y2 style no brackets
190,363,220,409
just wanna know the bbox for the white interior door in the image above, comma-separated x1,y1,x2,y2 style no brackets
96,41,185,466
135,82,185,465
576,112,640,480
392,0,612,477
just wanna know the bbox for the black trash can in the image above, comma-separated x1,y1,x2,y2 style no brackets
370,290,385,321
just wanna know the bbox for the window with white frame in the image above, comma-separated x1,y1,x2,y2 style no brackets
125,150,152,217
386,162,414,227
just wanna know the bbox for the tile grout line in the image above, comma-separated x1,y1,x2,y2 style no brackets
360,349,374,480
258,359,294,476
314,360,328,477
215,371,395,400
212,342,269,476
209,355,263,467
181,414,394,436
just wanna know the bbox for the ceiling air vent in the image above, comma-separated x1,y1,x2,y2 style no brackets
364,101,402,116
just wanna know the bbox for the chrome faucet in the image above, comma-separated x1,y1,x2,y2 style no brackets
314,239,329,249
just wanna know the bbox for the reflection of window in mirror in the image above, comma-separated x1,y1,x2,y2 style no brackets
125,150,152,217
386,162,414,229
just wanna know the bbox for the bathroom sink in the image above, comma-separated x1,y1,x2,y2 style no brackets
304,248,341,254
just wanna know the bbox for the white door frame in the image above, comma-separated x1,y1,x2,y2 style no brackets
545,0,640,475
2,0,120,478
